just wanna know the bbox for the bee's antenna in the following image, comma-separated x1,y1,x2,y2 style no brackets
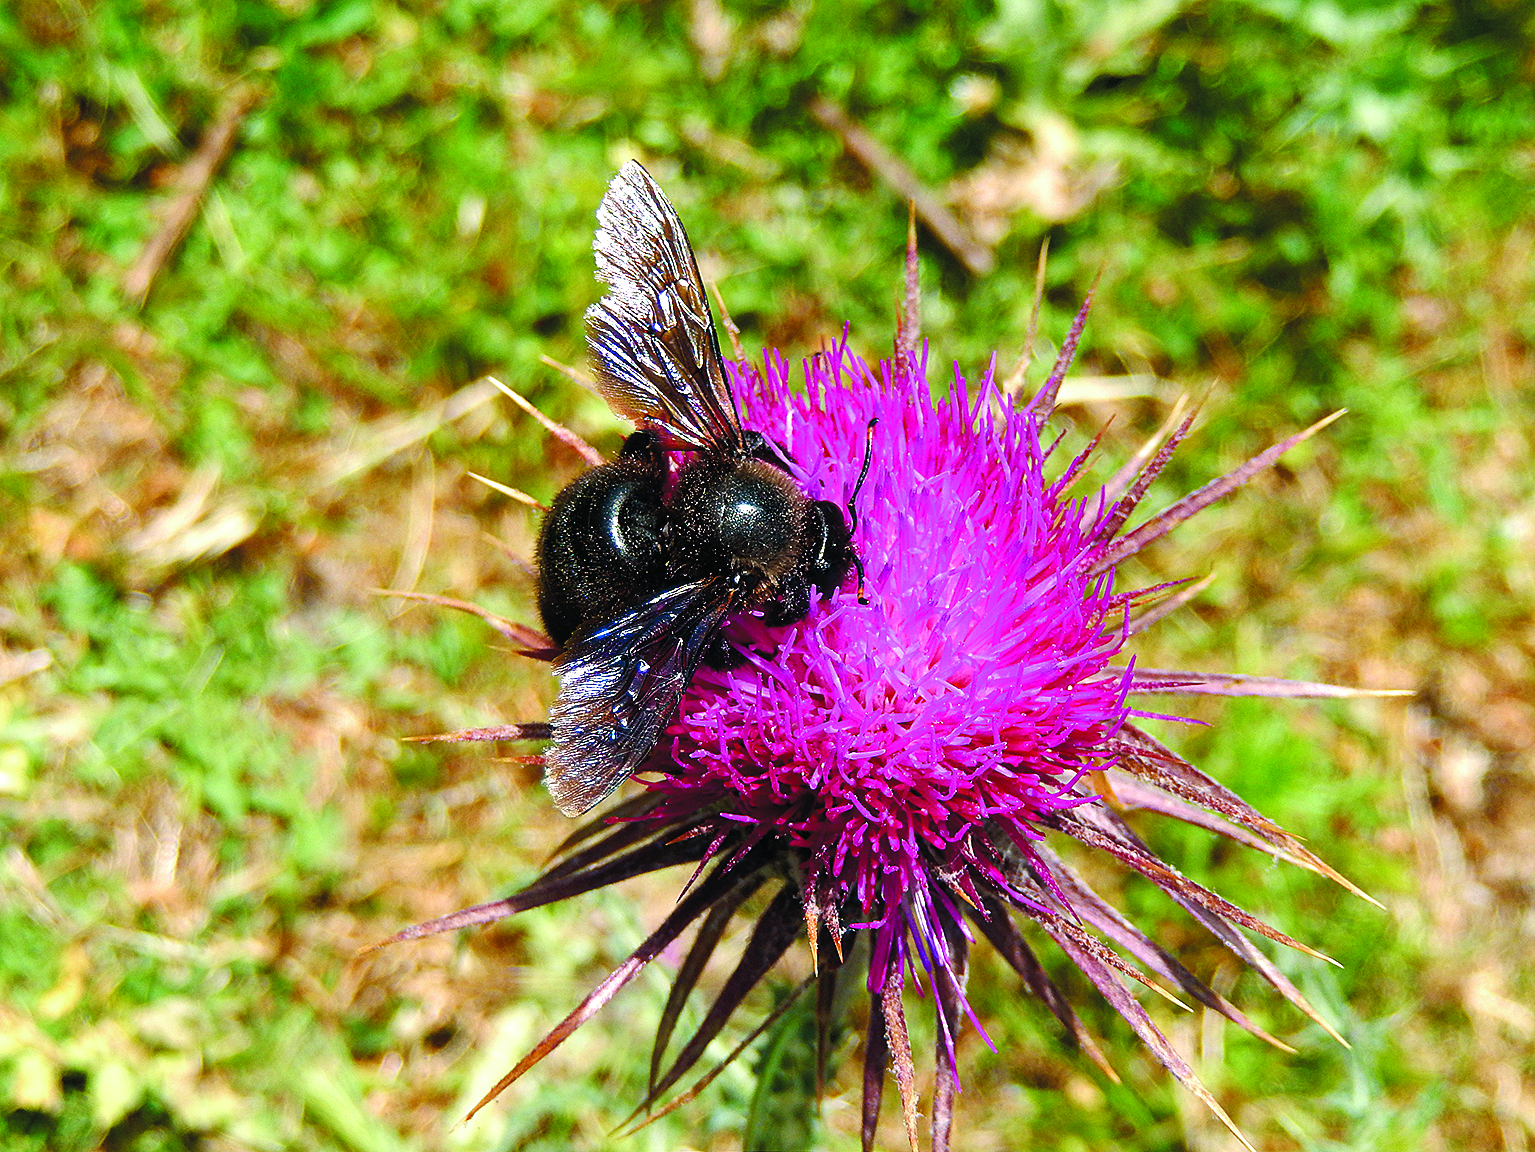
848,418,877,604
847,418,878,536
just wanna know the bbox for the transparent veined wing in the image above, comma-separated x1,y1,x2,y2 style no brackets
544,578,737,816
584,161,744,455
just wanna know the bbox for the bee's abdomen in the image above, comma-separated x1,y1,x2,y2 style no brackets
537,461,665,647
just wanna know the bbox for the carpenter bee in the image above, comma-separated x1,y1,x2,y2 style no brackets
535,161,869,817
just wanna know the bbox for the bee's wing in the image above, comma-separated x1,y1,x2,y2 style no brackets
585,161,745,455
544,578,736,816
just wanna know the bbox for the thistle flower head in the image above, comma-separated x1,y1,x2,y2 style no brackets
658,343,1131,987
383,271,1388,1152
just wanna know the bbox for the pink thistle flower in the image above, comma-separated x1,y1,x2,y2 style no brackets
379,252,1397,1152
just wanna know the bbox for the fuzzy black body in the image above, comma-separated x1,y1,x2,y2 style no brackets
536,161,863,817
667,452,852,624
537,436,855,647
536,432,666,648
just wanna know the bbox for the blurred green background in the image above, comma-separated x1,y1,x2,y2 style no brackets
2,0,1532,1148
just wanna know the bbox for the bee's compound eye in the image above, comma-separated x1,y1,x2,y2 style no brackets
806,500,853,596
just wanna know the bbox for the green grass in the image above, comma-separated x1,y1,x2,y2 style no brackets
3,0,1533,1148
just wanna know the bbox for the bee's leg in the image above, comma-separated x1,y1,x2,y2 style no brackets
760,576,811,628
743,430,794,471
702,633,747,670
617,429,665,469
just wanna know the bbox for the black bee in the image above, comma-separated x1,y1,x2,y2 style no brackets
535,161,867,817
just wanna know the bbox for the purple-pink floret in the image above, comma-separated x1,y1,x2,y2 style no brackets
645,338,1133,994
